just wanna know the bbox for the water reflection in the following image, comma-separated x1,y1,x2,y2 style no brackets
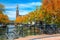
7,25,18,40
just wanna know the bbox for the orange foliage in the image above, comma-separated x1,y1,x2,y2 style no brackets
39,13,44,20
15,15,28,23
0,14,9,23
43,0,60,10
42,0,60,23
16,16,23,23
15,0,60,24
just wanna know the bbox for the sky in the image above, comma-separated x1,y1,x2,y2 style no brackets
0,0,42,20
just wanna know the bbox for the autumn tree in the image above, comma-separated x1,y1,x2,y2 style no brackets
41,0,60,25
0,4,9,24
15,0,60,26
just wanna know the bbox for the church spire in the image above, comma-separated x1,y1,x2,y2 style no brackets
16,4,19,18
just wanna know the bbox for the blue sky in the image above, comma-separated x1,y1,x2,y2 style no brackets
0,0,42,20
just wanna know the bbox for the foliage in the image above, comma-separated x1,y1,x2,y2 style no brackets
0,4,9,24
15,0,60,26
42,0,60,24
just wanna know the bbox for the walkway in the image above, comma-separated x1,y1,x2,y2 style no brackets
15,34,60,40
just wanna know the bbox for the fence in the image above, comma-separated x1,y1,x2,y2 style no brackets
0,24,60,40
16,24,60,37
0,25,19,40
0,27,7,40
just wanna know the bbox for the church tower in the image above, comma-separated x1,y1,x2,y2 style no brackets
16,4,19,18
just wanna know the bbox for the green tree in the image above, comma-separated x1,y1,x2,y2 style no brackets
0,4,5,14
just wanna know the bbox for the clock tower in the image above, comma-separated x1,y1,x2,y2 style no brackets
16,4,19,18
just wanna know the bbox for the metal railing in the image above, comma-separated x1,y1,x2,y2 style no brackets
0,24,60,40
16,24,60,37
0,27,7,40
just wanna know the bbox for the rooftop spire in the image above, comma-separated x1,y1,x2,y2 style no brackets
16,4,19,18
17,4,18,10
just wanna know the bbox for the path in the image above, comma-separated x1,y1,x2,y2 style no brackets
15,34,60,40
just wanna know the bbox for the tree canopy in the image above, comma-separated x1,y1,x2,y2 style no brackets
0,4,10,24
15,0,60,26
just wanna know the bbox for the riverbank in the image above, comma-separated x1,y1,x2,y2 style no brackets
15,34,60,40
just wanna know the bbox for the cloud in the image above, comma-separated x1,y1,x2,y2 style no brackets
5,2,42,9
4,2,42,20
5,2,42,11
19,10,31,15
5,11,16,20
5,10,31,20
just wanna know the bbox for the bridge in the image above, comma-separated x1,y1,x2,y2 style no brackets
0,21,59,40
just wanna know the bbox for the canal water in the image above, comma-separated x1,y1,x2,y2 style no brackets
7,25,19,40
